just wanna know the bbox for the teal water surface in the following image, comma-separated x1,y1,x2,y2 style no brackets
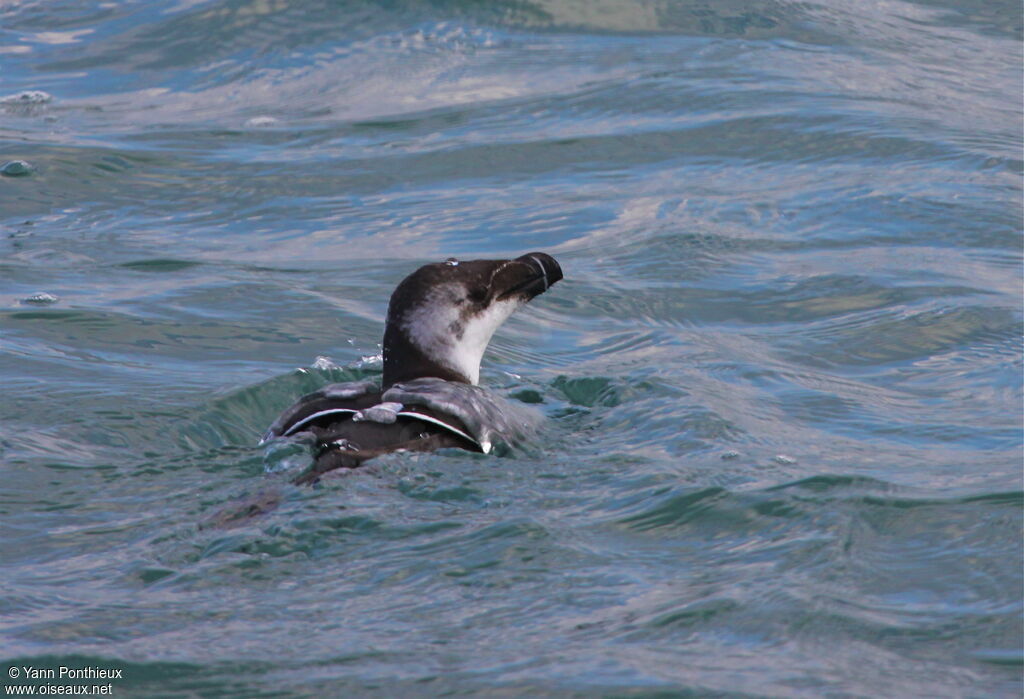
1,1,1021,696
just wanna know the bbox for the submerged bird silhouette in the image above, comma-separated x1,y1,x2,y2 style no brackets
264,252,562,484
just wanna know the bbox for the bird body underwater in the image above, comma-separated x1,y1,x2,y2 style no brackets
263,252,563,484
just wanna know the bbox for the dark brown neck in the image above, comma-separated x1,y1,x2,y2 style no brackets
382,324,470,389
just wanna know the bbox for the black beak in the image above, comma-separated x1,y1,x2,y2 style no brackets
498,252,563,300
517,252,563,289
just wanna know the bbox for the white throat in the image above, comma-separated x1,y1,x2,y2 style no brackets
401,290,522,385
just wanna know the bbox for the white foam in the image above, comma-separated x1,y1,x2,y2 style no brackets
22,292,58,305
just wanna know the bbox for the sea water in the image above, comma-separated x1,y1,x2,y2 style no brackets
1,1,1021,695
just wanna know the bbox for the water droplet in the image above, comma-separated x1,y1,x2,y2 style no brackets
312,355,336,370
721,450,740,460
355,353,382,368
245,116,278,127
445,257,459,266
22,292,58,305
1,90,52,105
1,160,32,177
773,454,796,465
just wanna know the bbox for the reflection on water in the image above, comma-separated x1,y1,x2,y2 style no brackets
1,0,1021,695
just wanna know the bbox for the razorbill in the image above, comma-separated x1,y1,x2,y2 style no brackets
264,252,562,484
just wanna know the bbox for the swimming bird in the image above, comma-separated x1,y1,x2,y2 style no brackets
264,252,562,484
